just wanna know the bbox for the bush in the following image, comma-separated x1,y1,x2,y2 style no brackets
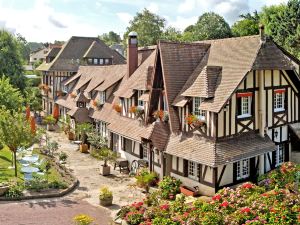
48,180,68,189
59,152,68,162
135,169,158,191
5,183,24,198
27,175,48,192
99,186,112,200
44,115,56,125
158,176,181,200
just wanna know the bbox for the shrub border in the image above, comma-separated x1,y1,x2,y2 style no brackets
0,157,79,201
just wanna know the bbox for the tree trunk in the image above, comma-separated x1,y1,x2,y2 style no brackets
14,151,17,177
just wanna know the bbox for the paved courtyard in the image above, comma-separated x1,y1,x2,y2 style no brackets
0,130,145,225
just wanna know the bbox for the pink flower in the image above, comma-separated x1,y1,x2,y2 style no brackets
241,207,251,214
242,183,254,189
160,204,169,210
220,201,229,208
212,194,221,201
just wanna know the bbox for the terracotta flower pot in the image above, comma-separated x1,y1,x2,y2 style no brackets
180,186,199,197
80,144,89,153
68,132,75,140
99,196,113,206
100,165,111,176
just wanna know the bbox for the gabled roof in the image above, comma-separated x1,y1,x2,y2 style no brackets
158,41,210,133
114,49,157,98
165,132,275,167
83,40,116,59
75,92,89,102
46,47,61,58
67,107,92,123
37,36,125,72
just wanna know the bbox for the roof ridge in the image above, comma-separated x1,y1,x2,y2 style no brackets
195,35,260,43
158,40,211,46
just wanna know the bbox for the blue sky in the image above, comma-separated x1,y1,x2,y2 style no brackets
0,0,288,42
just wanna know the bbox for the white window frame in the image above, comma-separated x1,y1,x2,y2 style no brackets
237,159,250,180
274,92,285,112
275,144,284,167
143,148,148,160
99,59,104,65
99,91,106,105
238,96,252,118
193,97,205,120
137,90,144,107
188,161,199,180
87,58,92,64
93,58,98,65
105,59,110,64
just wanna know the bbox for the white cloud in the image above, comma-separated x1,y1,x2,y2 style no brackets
0,0,100,42
168,15,198,31
116,12,133,25
147,2,159,13
178,0,196,13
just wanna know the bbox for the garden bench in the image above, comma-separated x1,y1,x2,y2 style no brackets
114,158,129,173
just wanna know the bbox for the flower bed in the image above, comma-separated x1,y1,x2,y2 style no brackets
117,163,300,225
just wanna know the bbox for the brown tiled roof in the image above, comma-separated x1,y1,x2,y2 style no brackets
67,107,92,123
159,41,210,133
56,93,76,110
182,66,222,98
289,123,300,139
83,41,115,59
46,47,61,58
37,36,125,72
138,92,150,102
114,49,157,97
148,121,170,151
75,92,89,102
108,116,154,142
165,132,275,167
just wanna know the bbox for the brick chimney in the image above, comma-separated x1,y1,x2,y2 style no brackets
259,24,266,43
127,31,138,77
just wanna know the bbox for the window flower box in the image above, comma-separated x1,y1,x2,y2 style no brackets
180,185,200,197
113,104,122,113
153,110,169,122
39,84,51,93
186,114,205,128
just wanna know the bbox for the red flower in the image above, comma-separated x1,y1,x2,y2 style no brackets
212,194,221,201
160,204,169,210
220,201,229,208
242,183,254,189
241,207,251,214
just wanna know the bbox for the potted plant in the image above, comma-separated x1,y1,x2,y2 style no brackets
180,185,200,197
87,131,108,155
75,123,93,153
153,110,169,122
94,147,117,176
135,169,158,193
59,152,68,164
44,115,56,131
99,186,113,206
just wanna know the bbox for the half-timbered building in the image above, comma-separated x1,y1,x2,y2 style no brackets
56,27,300,196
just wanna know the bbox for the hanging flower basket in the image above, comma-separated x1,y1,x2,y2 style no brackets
186,114,205,128
129,106,137,113
153,110,169,122
113,104,122,113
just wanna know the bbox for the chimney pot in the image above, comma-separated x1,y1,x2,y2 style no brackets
259,24,265,43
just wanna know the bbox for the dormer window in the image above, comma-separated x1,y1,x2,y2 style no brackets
99,91,106,105
237,92,252,119
193,97,205,120
138,90,144,107
274,89,285,112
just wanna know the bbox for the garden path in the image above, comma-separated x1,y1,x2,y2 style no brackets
48,130,145,218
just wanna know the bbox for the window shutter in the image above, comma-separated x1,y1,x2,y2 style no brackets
236,98,241,116
250,157,256,181
233,162,237,182
284,143,289,161
183,159,188,177
139,144,143,159
272,150,276,169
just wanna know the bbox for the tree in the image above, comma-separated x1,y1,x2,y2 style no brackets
161,27,182,42
124,8,166,47
16,33,31,64
24,86,42,113
231,11,260,37
0,77,23,112
260,0,300,59
0,108,34,177
99,31,121,46
193,12,232,41
0,29,26,90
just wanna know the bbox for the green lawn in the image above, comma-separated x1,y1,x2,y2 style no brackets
0,147,64,184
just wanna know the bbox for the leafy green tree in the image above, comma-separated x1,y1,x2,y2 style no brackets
99,31,121,46
0,77,23,112
161,27,182,42
0,108,34,177
0,29,26,90
193,12,232,41
16,33,30,64
24,87,42,113
260,0,300,58
231,11,260,37
124,8,165,46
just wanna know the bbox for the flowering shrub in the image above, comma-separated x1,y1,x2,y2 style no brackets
185,114,205,128
158,176,181,200
73,214,93,225
117,163,300,225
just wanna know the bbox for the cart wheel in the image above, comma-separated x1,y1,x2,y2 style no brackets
130,160,139,175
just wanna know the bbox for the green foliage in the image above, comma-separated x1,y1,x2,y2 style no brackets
231,19,259,37
87,130,107,149
4,182,24,198
260,0,300,59
58,152,68,162
24,86,42,112
92,147,117,166
99,186,113,200
75,123,93,143
124,8,165,47
44,115,56,125
193,12,232,41
0,108,34,177
48,180,68,189
46,141,59,157
158,176,181,200
0,29,26,90
99,31,121,46
0,77,23,112
27,175,48,192
161,27,182,42
135,168,158,191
